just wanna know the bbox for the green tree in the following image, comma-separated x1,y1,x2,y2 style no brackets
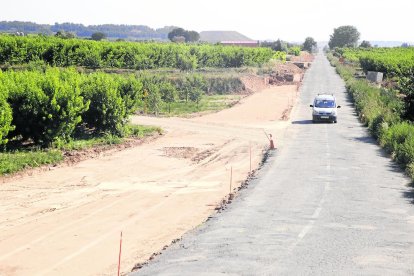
81,73,127,135
185,31,200,42
168,28,186,41
55,30,76,39
176,53,198,71
0,80,14,145
147,84,162,116
189,87,203,107
359,40,372,48
328,26,360,49
302,37,317,52
274,39,288,52
91,32,106,41
399,70,414,120
288,46,301,56
159,82,177,113
6,69,88,145
118,75,143,113
168,28,199,42
181,74,206,103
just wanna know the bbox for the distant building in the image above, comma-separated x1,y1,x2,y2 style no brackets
220,41,259,47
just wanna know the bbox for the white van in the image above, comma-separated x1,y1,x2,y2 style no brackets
310,94,341,123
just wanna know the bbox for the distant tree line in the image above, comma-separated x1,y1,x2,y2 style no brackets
0,21,177,41
260,38,318,55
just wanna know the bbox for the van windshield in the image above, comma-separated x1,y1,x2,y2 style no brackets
314,99,335,108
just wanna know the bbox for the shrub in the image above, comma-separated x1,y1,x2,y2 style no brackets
0,78,13,145
6,69,88,145
81,73,127,135
118,75,143,114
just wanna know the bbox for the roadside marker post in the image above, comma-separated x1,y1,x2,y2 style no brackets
230,167,233,194
249,143,252,174
269,134,275,150
118,231,123,276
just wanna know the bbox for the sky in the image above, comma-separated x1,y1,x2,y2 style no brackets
1,0,413,42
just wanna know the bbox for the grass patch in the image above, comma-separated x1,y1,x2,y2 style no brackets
327,52,414,180
139,95,242,116
0,125,161,176
0,149,63,175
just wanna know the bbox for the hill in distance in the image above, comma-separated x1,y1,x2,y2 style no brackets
0,21,177,41
200,31,253,43
369,41,412,47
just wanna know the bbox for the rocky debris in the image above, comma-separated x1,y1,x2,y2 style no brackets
240,75,270,93
268,63,304,85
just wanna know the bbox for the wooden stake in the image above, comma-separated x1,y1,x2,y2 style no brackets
230,167,233,194
118,231,123,276
249,143,252,174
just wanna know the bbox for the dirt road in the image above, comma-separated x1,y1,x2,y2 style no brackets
0,85,297,275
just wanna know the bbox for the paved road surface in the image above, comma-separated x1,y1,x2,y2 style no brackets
133,53,414,275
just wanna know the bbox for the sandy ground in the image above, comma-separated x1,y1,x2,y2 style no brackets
0,84,298,276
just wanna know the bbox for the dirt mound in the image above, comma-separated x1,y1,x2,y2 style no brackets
274,63,303,74
240,75,269,93
268,63,303,85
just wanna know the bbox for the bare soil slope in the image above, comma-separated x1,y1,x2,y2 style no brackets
0,85,298,276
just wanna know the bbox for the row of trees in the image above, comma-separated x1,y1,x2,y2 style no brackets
261,37,318,54
0,35,275,70
0,67,246,146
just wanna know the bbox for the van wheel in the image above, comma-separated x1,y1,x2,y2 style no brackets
334,120,337,123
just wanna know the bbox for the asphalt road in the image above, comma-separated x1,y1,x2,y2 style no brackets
132,53,414,275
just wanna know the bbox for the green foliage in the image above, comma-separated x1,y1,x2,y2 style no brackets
91,32,107,41
4,68,88,145
261,39,288,52
328,54,414,180
288,46,301,56
272,51,286,61
176,53,198,71
55,30,76,39
359,40,372,48
81,73,127,135
158,95,241,116
302,37,317,53
117,75,143,113
0,124,161,175
159,82,177,113
328,25,360,49
0,79,14,145
398,70,414,120
0,149,63,175
0,34,274,70
338,47,414,120
124,124,162,137
176,74,206,102
168,28,200,42
204,76,245,94
146,83,162,116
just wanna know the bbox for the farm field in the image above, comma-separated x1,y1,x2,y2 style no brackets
0,84,298,275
